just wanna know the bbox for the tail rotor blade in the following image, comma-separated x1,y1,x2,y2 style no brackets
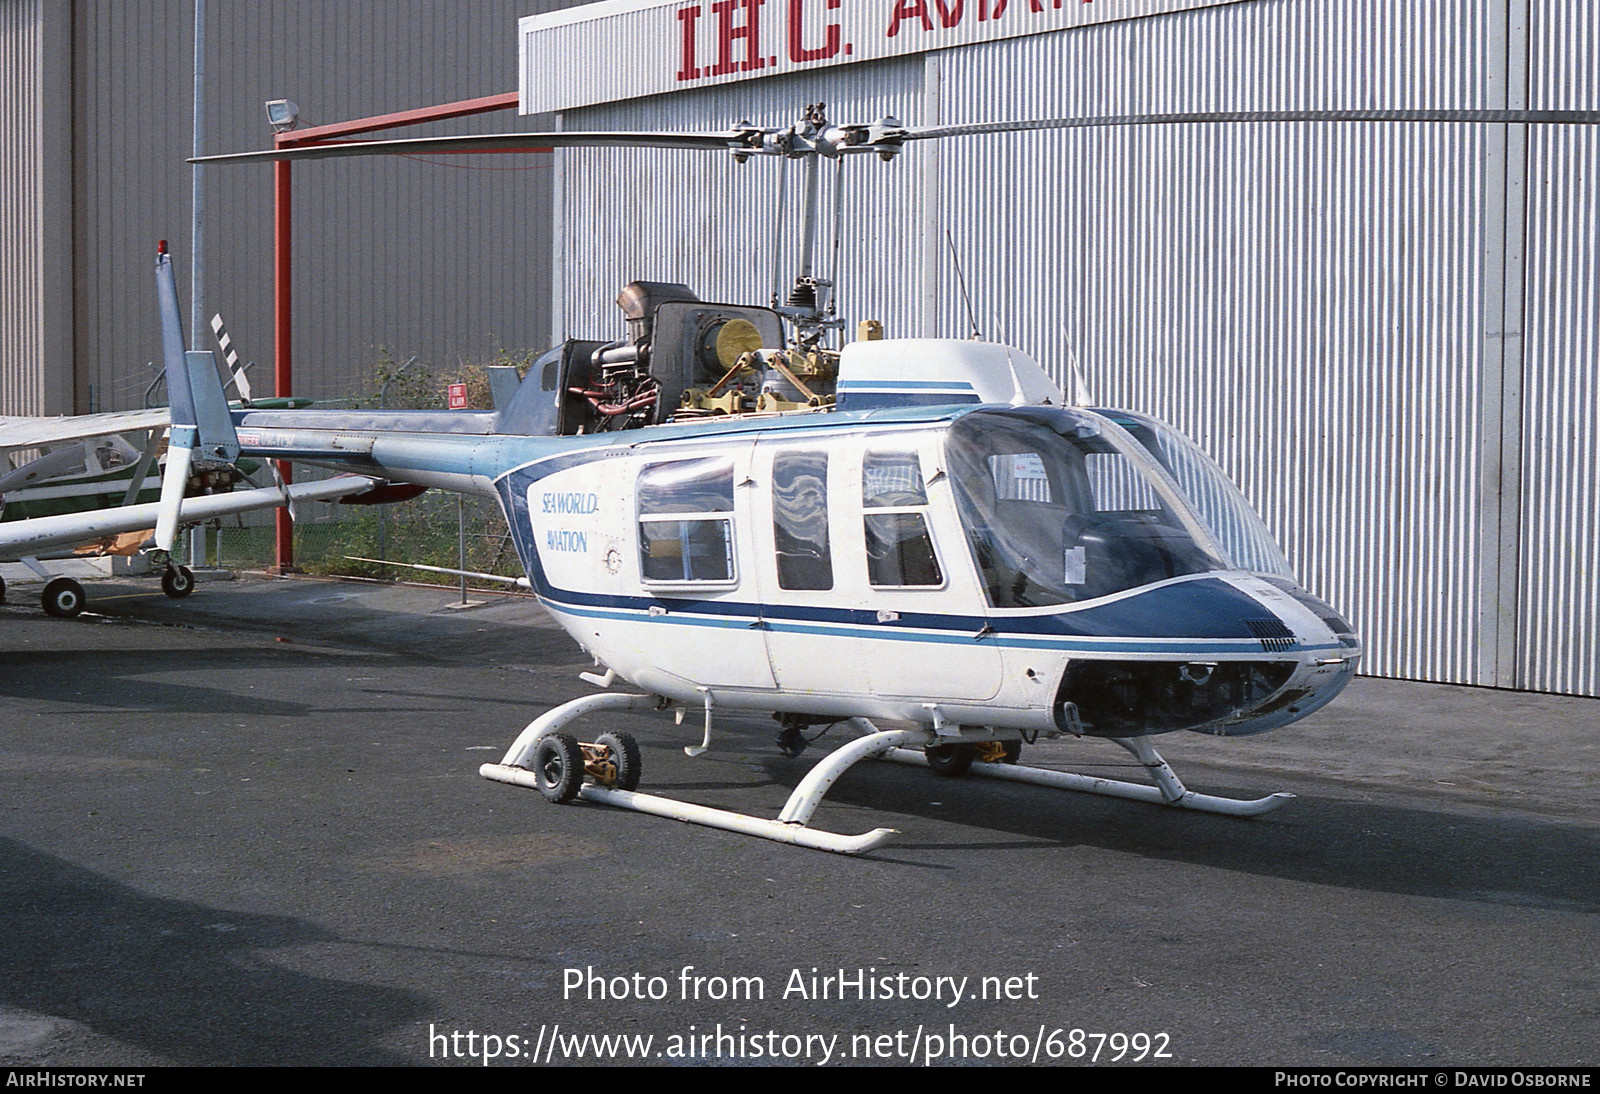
268,460,299,524
211,313,253,403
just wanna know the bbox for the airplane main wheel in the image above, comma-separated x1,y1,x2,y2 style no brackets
42,577,87,618
533,733,584,803
925,742,976,777
594,731,642,791
161,565,195,599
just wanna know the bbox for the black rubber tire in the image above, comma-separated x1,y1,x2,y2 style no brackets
533,733,584,804
161,565,195,599
925,742,976,777
0,574,7,604
1001,739,1022,764
42,577,86,618
595,731,642,792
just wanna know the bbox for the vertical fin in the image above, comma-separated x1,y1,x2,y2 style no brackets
486,365,521,411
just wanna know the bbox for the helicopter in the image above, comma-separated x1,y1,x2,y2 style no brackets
179,103,1597,853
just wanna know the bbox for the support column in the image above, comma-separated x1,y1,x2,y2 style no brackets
1476,0,1529,688
272,153,295,573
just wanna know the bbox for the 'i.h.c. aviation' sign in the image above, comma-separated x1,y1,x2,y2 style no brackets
519,0,1244,114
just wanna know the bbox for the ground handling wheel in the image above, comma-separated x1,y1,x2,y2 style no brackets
161,565,195,599
41,577,86,618
532,733,584,803
924,742,976,777
973,739,1023,765
587,731,642,791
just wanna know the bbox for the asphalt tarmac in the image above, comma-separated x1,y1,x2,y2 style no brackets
1,571,1595,1067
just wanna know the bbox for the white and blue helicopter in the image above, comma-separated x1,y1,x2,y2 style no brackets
180,104,1597,853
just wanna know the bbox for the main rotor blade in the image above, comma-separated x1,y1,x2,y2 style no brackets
191,109,1600,167
191,129,742,165
905,108,1600,141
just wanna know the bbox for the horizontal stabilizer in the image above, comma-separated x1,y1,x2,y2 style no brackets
338,481,429,506
0,409,170,453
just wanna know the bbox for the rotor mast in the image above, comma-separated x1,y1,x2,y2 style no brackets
736,104,901,348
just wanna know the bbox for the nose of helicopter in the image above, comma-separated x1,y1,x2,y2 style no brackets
1211,575,1363,735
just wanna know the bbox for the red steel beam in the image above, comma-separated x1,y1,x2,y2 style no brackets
273,148,294,572
279,91,521,145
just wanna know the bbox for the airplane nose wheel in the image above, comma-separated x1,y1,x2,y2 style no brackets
161,565,195,599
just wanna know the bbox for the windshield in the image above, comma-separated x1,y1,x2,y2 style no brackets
946,408,1233,608
1098,411,1294,578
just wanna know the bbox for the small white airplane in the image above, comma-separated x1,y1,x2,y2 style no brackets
1,243,378,617
187,104,1597,853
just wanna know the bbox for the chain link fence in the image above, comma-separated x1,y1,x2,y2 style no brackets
202,350,534,591
207,484,523,591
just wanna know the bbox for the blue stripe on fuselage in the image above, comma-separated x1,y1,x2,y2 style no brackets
493,448,1328,656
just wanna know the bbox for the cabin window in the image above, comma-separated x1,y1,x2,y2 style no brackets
637,458,736,583
862,449,943,587
771,450,832,590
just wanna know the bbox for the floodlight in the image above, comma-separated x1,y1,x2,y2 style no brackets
265,99,300,132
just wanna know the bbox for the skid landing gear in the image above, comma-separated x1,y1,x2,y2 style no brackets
480,695,910,854
479,694,1294,855
882,735,1294,817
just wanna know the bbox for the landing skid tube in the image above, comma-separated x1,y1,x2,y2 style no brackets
479,698,914,855
878,735,1295,817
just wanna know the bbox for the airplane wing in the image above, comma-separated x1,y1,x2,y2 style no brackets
0,409,171,453
0,474,378,561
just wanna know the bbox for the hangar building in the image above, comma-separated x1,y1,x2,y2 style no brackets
4,0,1596,700
519,0,1600,698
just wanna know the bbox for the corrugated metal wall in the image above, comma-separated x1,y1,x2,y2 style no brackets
1518,0,1600,696
0,0,73,415
557,0,1600,696
936,1,1498,689
1,1,594,419
65,0,567,411
555,57,928,340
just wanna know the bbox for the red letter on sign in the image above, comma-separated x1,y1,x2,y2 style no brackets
886,0,933,37
677,4,703,80
710,0,766,75
789,0,841,62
